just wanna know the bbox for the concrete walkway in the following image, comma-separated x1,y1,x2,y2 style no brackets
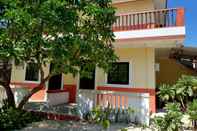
20,120,152,131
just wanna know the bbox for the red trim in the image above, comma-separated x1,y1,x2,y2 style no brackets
97,86,155,94
47,89,69,93
97,86,156,113
11,82,46,101
63,85,77,103
115,35,185,42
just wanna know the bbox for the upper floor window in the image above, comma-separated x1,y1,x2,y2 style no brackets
25,63,39,81
107,62,129,85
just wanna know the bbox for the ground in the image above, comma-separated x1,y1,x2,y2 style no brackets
20,120,152,131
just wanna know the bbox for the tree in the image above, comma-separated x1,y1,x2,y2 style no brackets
0,0,117,109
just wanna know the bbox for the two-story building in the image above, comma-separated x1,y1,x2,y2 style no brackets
9,0,185,124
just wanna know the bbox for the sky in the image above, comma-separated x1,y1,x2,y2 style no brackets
168,0,197,47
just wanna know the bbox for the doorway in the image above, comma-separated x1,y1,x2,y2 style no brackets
79,69,95,90
48,64,62,90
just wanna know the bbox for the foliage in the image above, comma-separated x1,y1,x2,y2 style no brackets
127,106,135,114
85,106,111,129
175,75,197,108
157,84,175,101
187,99,197,121
152,103,183,131
0,100,42,130
0,0,117,108
85,105,136,129
157,75,197,109
121,128,128,131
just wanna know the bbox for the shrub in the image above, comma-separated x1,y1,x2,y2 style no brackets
187,99,197,129
84,106,111,129
85,105,136,130
157,75,197,109
152,103,183,131
0,100,42,130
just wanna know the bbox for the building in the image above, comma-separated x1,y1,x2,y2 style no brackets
156,47,197,85
9,0,185,124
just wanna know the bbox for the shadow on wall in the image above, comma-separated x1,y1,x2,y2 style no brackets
156,58,197,85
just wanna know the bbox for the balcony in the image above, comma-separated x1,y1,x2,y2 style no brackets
113,8,185,47
113,8,185,31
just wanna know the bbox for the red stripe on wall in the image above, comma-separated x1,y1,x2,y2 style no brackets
47,89,69,93
10,82,45,101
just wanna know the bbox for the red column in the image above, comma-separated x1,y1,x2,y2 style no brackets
63,85,77,103
176,8,185,26
149,90,156,113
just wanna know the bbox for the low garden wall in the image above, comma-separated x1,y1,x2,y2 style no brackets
47,90,69,106
29,110,80,121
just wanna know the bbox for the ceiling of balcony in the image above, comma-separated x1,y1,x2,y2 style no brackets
153,0,167,9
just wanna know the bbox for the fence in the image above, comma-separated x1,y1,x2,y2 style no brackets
78,89,150,124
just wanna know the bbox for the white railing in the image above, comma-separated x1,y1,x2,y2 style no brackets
78,89,150,124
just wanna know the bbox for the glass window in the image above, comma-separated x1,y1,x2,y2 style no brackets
25,63,39,81
107,62,129,85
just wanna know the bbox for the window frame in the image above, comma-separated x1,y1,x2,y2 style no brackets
105,61,132,87
24,63,40,83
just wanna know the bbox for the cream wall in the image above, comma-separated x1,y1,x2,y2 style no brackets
113,0,154,14
11,63,49,83
11,63,77,85
96,48,155,89
10,48,156,89
63,74,77,85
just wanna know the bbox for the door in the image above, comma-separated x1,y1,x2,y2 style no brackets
79,69,95,90
48,64,62,90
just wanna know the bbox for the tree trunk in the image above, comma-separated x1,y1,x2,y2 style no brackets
0,59,15,107
3,84,15,107
17,75,51,109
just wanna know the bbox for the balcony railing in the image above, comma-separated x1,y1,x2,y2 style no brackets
113,8,185,31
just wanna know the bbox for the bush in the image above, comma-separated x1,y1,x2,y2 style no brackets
84,106,111,129
152,103,183,131
157,75,197,109
84,105,136,129
187,99,197,129
0,100,42,130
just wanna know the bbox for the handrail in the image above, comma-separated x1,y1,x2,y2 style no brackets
113,8,185,31
115,8,181,16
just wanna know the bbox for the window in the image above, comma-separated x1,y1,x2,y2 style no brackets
107,62,129,85
25,63,39,81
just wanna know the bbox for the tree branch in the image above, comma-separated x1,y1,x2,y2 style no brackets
17,74,52,109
